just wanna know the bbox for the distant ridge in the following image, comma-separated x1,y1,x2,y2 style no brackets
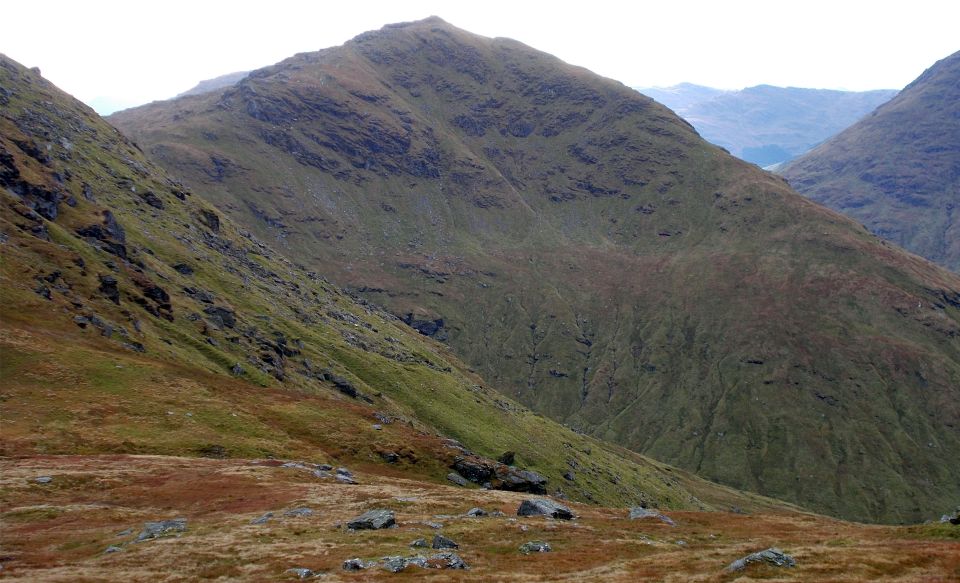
638,83,897,166
176,70,250,98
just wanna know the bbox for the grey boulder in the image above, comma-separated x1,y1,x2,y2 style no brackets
517,498,575,520
347,509,396,530
432,534,459,549
725,547,796,572
519,540,552,554
135,518,187,542
629,506,676,526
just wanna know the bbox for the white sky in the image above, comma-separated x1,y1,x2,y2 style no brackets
3,0,958,114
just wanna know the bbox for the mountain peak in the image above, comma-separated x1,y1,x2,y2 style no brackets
110,24,960,523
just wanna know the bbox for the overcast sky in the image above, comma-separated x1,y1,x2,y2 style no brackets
4,0,958,114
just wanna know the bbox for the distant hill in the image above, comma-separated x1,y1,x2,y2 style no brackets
782,50,960,272
110,18,960,523
638,83,897,167
176,70,249,98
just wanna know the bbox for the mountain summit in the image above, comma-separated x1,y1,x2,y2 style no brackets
111,18,960,523
782,50,960,271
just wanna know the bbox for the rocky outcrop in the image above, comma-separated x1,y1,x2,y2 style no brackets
517,498,575,520
135,518,187,542
725,547,796,572
629,506,676,526
450,455,548,493
347,509,396,530
519,540,552,554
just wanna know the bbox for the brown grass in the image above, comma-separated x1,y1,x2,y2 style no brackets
1,456,957,581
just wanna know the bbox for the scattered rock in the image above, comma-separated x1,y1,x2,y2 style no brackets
725,547,797,572
103,545,123,554
336,474,358,485
342,558,371,571
34,476,53,484
199,209,220,232
432,534,459,549
940,507,960,525
347,509,396,530
451,456,547,493
452,457,492,483
497,451,516,465
519,540,552,554
98,275,120,304
172,263,194,275
203,305,236,329
629,506,676,526
139,190,164,209
496,466,548,493
466,507,487,517
250,512,273,525
424,552,468,570
447,472,469,487
283,507,313,518
285,567,315,579
380,556,412,573
517,498,575,520
135,518,187,542
198,444,227,459
410,538,429,548
380,451,400,463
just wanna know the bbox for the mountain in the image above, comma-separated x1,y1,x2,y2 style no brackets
109,18,960,523
4,51,958,583
176,70,249,99
638,83,897,167
636,82,728,112
782,50,960,272
0,52,773,513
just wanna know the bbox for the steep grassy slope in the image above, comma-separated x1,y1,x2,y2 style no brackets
782,51,960,271
639,84,896,166
110,18,960,523
0,53,780,513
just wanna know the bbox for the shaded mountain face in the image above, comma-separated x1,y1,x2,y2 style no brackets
639,83,897,167
0,53,770,512
782,51,960,272
110,18,960,523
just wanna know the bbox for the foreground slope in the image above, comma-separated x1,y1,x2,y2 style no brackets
639,84,896,167
110,18,960,522
0,53,777,513
2,456,958,581
782,50,960,271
